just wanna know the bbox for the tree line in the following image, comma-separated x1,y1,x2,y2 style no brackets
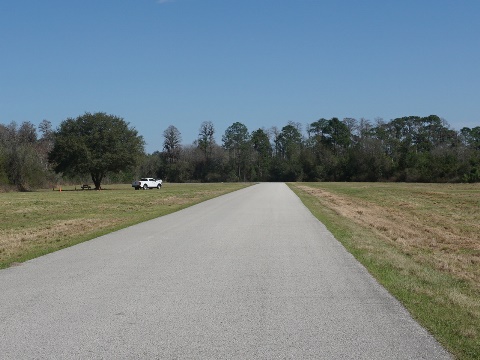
146,115,480,184
1,112,479,191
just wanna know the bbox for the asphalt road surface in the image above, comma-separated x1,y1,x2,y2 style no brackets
0,183,451,359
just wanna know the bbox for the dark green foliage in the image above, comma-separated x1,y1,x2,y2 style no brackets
251,129,272,181
3,113,479,187
321,117,351,154
275,123,303,160
49,112,144,189
222,122,251,181
168,115,477,183
370,115,469,182
270,123,304,181
461,126,480,150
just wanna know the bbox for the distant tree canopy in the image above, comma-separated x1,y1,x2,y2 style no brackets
1,113,479,190
222,122,250,181
49,112,144,189
143,115,478,184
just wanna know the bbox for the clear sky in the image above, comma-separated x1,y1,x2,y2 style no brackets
1,0,479,153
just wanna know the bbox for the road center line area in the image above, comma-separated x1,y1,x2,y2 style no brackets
0,183,451,359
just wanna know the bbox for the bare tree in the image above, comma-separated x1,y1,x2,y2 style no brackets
0,121,46,191
163,125,182,164
198,121,216,161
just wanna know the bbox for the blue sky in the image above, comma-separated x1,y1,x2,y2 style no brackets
1,0,479,153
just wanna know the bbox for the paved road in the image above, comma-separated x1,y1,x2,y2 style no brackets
1,183,451,359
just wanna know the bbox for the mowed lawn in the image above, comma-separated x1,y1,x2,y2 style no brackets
0,183,250,269
289,182,479,360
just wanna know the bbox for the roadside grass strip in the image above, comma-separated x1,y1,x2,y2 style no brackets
289,182,479,360
0,183,250,269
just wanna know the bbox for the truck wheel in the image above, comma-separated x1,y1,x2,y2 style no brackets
135,187,139,190
143,184,148,190
157,184,161,189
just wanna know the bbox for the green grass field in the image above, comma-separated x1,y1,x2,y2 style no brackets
289,182,479,360
0,183,250,269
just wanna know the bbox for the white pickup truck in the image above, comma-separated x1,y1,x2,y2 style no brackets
132,178,163,190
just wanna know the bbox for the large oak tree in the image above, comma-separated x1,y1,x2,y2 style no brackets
49,112,144,189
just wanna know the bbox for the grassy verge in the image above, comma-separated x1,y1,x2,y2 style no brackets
289,182,479,360
0,183,251,269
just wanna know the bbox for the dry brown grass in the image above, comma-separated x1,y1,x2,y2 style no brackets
0,218,120,260
290,182,480,359
0,183,250,268
296,183,480,289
